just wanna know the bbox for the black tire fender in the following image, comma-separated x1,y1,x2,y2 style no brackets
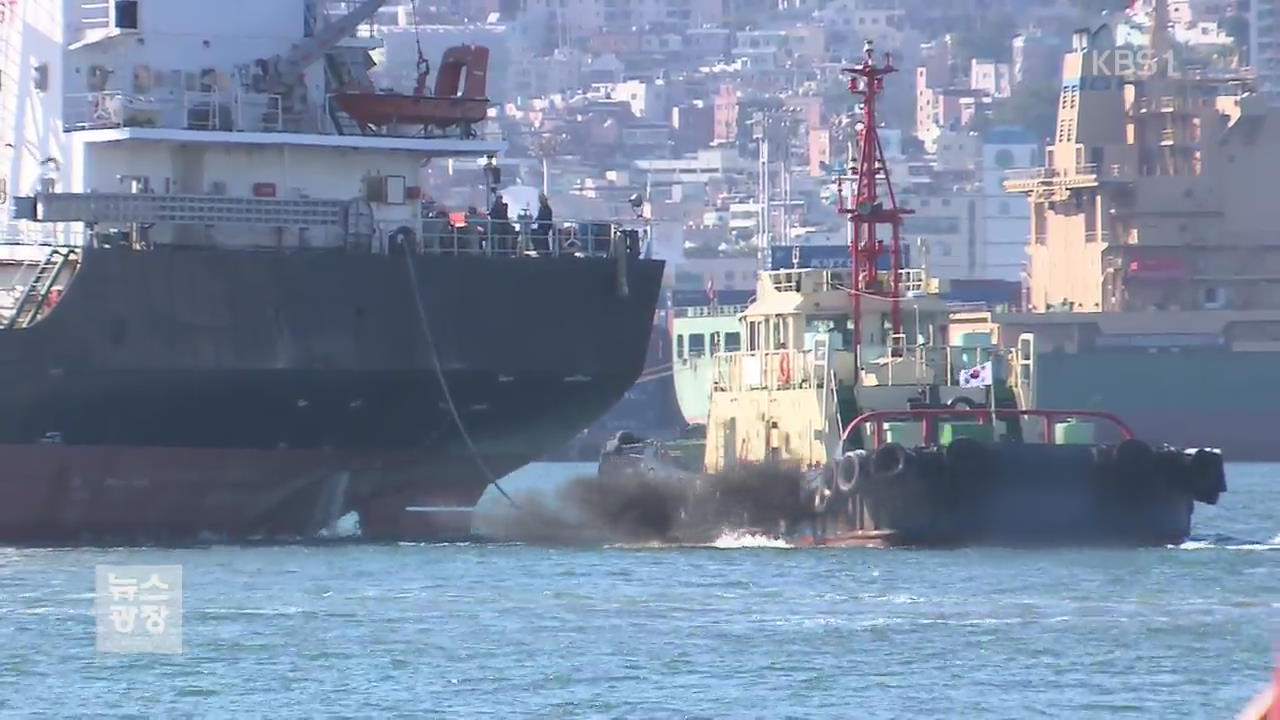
836,449,868,493
1114,438,1155,476
1188,449,1226,504
872,442,909,478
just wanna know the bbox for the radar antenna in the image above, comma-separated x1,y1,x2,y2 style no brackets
838,40,913,362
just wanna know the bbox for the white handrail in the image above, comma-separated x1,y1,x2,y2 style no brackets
712,348,816,392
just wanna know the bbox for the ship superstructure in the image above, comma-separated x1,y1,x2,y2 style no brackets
995,0,1280,458
1003,2,1267,315
0,0,663,542
701,263,998,473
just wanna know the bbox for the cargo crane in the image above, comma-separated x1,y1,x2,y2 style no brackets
260,0,389,128
837,40,912,362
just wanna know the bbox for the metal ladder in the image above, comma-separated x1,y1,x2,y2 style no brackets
813,335,840,456
813,334,830,387
7,248,76,329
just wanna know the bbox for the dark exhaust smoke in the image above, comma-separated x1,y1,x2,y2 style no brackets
476,464,814,546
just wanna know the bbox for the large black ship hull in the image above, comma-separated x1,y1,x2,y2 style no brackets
544,320,682,462
0,246,663,543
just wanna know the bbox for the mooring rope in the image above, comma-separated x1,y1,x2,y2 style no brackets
403,251,518,508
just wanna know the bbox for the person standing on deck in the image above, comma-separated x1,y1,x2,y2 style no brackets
533,193,553,254
488,194,511,251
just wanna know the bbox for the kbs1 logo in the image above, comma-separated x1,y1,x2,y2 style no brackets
1090,48,1176,78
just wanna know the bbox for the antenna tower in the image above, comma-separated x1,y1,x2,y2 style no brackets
838,40,912,360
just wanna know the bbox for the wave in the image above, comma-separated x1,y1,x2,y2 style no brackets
710,530,793,549
602,532,793,550
1171,533,1280,551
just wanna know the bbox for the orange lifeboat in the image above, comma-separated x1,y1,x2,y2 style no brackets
332,45,490,133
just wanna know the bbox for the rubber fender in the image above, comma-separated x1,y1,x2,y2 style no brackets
944,437,991,480
1114,438,1155,476
812,485,832,514
836,449,868,493
1188,449,1226,504
872,442,909,478
947,395,979,410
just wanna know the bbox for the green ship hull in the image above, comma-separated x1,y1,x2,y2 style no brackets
1031,349,1275,460
671,311,742,428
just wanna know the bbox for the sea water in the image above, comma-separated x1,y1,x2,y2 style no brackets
0,463,1277,718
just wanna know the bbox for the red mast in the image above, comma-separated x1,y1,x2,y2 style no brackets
838,41,912,361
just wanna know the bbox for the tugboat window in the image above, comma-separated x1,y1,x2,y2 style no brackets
770,317,787,348
688,333,706,357
676,334,684,359
806,317,840,334
807,316,854,350
724,331,741,352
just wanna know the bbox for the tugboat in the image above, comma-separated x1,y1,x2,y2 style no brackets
694,43,1225,547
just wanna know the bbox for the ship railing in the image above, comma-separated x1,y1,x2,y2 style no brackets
946,301,993,312
0,227,90,251
856,343,1002,388
1002,167,1052,182
234,92,284,133
184,91,223,131
1002,163,1099,184
769,270,803,292
64,90,285,133
899,268,926,293
418,216,650,259
63,92,166,130
673,304,749,318
841,409,1135,448
712,348,817,392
